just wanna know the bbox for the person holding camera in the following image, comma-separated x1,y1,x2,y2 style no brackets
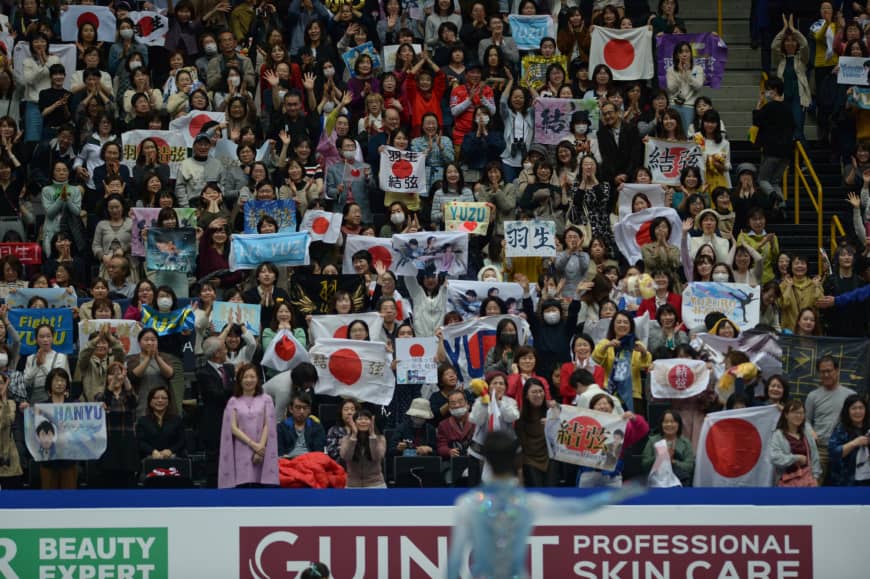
497,70,535,184
388,398,437,461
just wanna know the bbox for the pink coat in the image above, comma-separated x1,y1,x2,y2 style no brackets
218,394,279,488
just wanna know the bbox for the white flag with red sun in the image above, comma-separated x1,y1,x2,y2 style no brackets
613,206,682,265
298,210,342,244
261,329,310,373
308,313,384,345
650,358,710,400
61,6,116,43
168,110,226,147
589,26,654,81
395,337,438,384
342,235,399,274
129,12,169,47
379,146,426,193
309,339,394,405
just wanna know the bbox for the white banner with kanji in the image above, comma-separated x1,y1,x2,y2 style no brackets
395,337,438,384
379,146,426,193
129,11,169,47
650,359,710,399
121,130,187,179
309,339,394,405
644,138,705,185
504,220,557,257
544,405,629,470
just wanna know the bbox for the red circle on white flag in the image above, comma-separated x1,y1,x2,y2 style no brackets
138,16,156,37
333,326,349,339
329,348,363,385
409,344,425,357
368,246,393,269
189,114,213,137
603,39,634,71
564,415,604,453
667,364,695,391
77,12,100,30
275,335,297,361
392,159,413,179
634,220,653,246
706,418,762,478
312,216,330,235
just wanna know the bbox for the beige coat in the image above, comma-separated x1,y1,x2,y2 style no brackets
772,30,812,107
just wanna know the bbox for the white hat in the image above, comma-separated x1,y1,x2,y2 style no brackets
406,398,434,419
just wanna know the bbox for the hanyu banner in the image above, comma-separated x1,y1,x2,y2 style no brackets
25,403,107,461
229,231,311,269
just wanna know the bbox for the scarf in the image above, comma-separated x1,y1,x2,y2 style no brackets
810,19,835,62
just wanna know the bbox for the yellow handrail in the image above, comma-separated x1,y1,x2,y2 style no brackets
789,141,824,269
718,0,723,37
831,215,845,255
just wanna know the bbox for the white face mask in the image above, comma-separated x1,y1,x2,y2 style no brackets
228,76,240,87
543,311,561,325
204,43,218,55
342,150,355,160
323,67,335,78
157,297,173,311
120,28,134,40
450,407,467,418
712,273,730,283
478,115,490,125
390,212,405,225
574,123,589,134
128,60,142,71
483,275,498,282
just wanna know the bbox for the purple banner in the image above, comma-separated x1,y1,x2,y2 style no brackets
656,33,728,89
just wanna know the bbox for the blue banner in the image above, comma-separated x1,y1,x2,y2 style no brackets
7,308,74,355
141,305,195,336
341,41,382,78
243,199,297,234
229,231,310,270
24,403,107,461
507,15,554,51
4,287,78,309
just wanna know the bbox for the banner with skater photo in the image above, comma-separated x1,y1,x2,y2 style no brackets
7,308,74,355
644,138,705,185
545,405,629,470
130,208,197,257
395,337,439,384
78,319,142,355
682,282,761,331
392,232,468,276
4,288,77,309
243,199,297,233
532,97,600,145
656,33,728,89
446,280,529,320
211,301,262,336
379,147,426,193
25,403,107,461
836,56,870,86
504,220,557,257
341,42,382,78
145,228,196,273
443,201,491,235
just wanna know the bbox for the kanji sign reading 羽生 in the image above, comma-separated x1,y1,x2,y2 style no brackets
379,147,426,193
504,221,557,257
644,138,705,185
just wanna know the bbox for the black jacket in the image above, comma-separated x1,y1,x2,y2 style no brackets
596,122,643,183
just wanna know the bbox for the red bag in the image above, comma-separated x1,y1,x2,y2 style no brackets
777,439,817,487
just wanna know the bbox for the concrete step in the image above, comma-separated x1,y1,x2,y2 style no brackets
683,18,750,42
725,44,762,70
682,0,752,20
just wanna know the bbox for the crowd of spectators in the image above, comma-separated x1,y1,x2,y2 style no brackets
0,0,868,491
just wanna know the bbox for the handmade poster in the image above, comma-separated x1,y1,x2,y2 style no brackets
446,280,528,320
341,42,382,77
650,359,711,399
229,231,310,270
141,305,195,336
0,243,42,265
60,6,116,42
682,282,761,331
644,138,705,185
5,288,77,309
395,337,438,384
533,97,601,144
544,405,629,470
504,220,557,257
211,301,262,336
129,11,169,47
243,199,297,233
130,208,197,257
382,43,421,72
308,312,384,344
836,56,870,85
7,308,74,355
168,110,226,147
617,184,666,217
289,274,367,316
77,319,142,355
121,130,187,179
441,315,531,382
507,15,555,51
696,331,784,386
297,210,342,243
309,339,393,405
146,228,196,273
849,87,870,110
25,404,107,461
379,147,426,193
520,54,567,89
444,201,491,235
13,44,77,90
392,231,468,276
589,26,654,80
656,33,729,89
342,235,399,274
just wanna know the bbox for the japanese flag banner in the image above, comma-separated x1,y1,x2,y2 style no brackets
395,337,438,384
544,405,629,470
644,138,705,185
342,235,399,274
693,405,779,487
298,210,342,244
379,146,426,193
613,206,682,265
61,6,116,42
504,220,557,257
261,329,310,372
168,110,226,147
309,339,394,405
129,11,169,47
308,312,385,344
441,315,531,382
650,359,710,400
14,43,77,90
589,26,654,81
122,130,187,179
617,183,666,217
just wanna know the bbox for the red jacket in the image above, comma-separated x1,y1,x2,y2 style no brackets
506,374,552,410
403,70,446,138
436,416,474,459
559,361,606,404
636,293,683,321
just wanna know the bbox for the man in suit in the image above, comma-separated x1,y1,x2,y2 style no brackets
196,337,235,487
596,101,643,186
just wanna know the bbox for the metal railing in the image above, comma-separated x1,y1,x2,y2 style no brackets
783,141,824,269
718,0,723,37
831,215,846,255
